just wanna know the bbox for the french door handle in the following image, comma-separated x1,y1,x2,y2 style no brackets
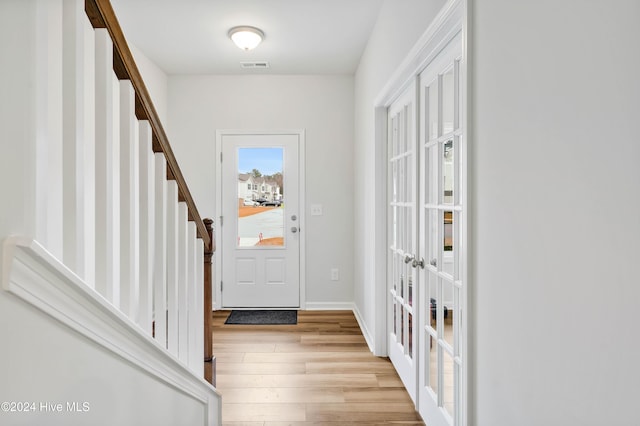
404,254,415,264
412,257,425,269
430,258,437,267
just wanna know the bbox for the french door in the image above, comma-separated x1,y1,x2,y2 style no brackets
387,82,418,401
387,33,464,426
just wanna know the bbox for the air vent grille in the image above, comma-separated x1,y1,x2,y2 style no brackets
240,61,270,69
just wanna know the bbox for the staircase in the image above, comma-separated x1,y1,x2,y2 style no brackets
0,0,221,424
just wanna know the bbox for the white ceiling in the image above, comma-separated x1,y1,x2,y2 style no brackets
110,0,385,75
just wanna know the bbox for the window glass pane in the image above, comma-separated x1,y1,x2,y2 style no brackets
428,271,438,333
237,148,284,247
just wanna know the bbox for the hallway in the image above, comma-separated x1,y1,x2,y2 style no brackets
213,310,424,425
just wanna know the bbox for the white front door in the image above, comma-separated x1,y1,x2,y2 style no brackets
386,32,465,426
218,132,301,308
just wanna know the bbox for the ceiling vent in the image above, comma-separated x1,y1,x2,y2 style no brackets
240,61,270,69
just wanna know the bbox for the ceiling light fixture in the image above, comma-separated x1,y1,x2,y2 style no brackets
228,26,265,51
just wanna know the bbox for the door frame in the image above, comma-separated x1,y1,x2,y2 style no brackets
214,129,307,310
373,0,467,423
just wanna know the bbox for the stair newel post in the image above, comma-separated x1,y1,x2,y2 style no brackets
203,218,215,384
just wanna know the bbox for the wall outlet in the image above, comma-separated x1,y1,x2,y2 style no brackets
330,268,339,281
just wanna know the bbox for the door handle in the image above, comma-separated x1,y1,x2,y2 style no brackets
291,227,299,233
404,254,415,264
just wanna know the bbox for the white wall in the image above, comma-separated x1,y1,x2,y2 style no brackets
469,1,640,424
167,75,354,306
353,0,446,347
0,292,207,426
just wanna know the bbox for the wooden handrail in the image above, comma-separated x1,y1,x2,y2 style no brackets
85,0,211,250
203,219,215,384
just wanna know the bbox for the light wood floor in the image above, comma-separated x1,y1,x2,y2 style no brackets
212,310,425,425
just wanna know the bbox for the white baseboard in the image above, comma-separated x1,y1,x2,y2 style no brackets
352,303,376,354
304,301,355,311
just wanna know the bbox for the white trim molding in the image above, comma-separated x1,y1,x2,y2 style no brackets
1,236,221,425
352,303,376,354
305,301,355,311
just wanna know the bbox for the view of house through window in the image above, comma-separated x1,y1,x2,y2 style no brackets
237,147,285,248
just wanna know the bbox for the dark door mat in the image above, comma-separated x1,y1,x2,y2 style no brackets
224,310,298,325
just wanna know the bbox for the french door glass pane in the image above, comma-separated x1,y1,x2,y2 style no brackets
428,209,438,265
428,145,438,203
408,272,414,307
429,339,439,393
401,307,405,348
443,349,455,418
392,115,398,157
442,279,454,348
454,286,461,353
427,82,439,140
392,162,398,202
408,312,414,357
428,271,438,333
237,148,284,248
442,67,455,135
393,301,398,337
443,139,454,204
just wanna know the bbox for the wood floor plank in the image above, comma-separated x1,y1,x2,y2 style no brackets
221,387,345,404
305,402,422,423
343,387,415,403
212,310,423,425
376,373,406,388
274,342,369,353
217,362,306,375
306,361,397,374
244,351,386,364
300,334,366,344
213,343,276,353
217,373,379,389
223,403,306,422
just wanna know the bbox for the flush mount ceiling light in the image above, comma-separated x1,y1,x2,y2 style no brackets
228,26,265,51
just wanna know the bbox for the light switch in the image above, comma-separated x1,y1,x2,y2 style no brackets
311,204,323,216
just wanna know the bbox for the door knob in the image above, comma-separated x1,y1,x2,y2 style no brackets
430,258,437,267
404,254,415,264
291,227,298,233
